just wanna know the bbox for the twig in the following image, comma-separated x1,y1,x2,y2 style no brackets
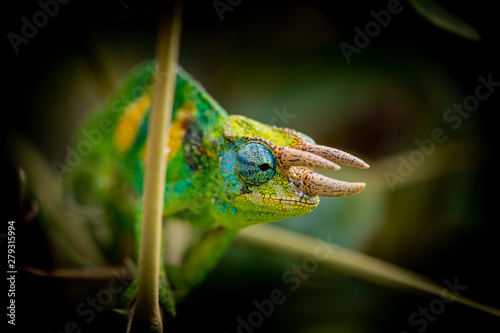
127,2,182,332
237,224,500,317
24,265,134,282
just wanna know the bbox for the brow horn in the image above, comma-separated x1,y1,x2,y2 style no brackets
302,144,370,169
281,127,369,169
275,146,341,171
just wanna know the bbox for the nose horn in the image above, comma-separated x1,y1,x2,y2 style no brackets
301,169,366,197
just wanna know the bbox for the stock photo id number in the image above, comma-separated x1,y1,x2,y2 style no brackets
6,221,16,326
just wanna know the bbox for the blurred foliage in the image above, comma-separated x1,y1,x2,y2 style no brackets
4,0,499,332
409,0,481,41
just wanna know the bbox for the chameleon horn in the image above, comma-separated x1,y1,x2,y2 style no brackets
276,146,341,171
302,144,370,169
301,169,366,197
281,127,369,169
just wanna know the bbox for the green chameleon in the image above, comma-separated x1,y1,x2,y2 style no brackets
70,60,369,315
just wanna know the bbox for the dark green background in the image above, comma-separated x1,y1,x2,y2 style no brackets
3,0,499,332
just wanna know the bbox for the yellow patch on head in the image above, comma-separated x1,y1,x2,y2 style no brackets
114,94,152,153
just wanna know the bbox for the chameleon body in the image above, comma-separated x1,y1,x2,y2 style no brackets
72,60,369,312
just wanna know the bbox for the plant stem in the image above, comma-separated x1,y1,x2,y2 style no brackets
237,224,500,318
128,2,182,332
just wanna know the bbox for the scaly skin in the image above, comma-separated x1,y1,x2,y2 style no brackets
72,60,369,312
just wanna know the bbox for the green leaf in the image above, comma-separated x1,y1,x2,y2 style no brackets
408,0,481,41
237,224,500,317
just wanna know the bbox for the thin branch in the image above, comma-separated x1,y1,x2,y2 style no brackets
237,224,500,318
128,2,182,332
24,265,134,282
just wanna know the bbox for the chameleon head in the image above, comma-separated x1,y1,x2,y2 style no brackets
216,116,369,229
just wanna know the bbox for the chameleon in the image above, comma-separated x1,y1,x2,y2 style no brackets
69,60,369,315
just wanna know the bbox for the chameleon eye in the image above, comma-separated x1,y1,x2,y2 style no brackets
236,142,276,185
259,163,270,171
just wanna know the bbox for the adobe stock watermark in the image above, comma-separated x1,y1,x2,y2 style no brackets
213,0,243,22
269,105,296,126
400,277,467,333
50,118,114,182
7,0,71,54
226,235,338,333
384,73,499,191
339,0,404,64
51,64,168,182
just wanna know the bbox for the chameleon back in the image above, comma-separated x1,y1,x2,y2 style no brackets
71,61,229,222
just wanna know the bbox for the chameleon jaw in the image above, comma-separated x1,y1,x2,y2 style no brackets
245,191,319,206
240,189,320,216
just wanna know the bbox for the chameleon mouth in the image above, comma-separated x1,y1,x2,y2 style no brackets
265,195,319,206
244,192,319,209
